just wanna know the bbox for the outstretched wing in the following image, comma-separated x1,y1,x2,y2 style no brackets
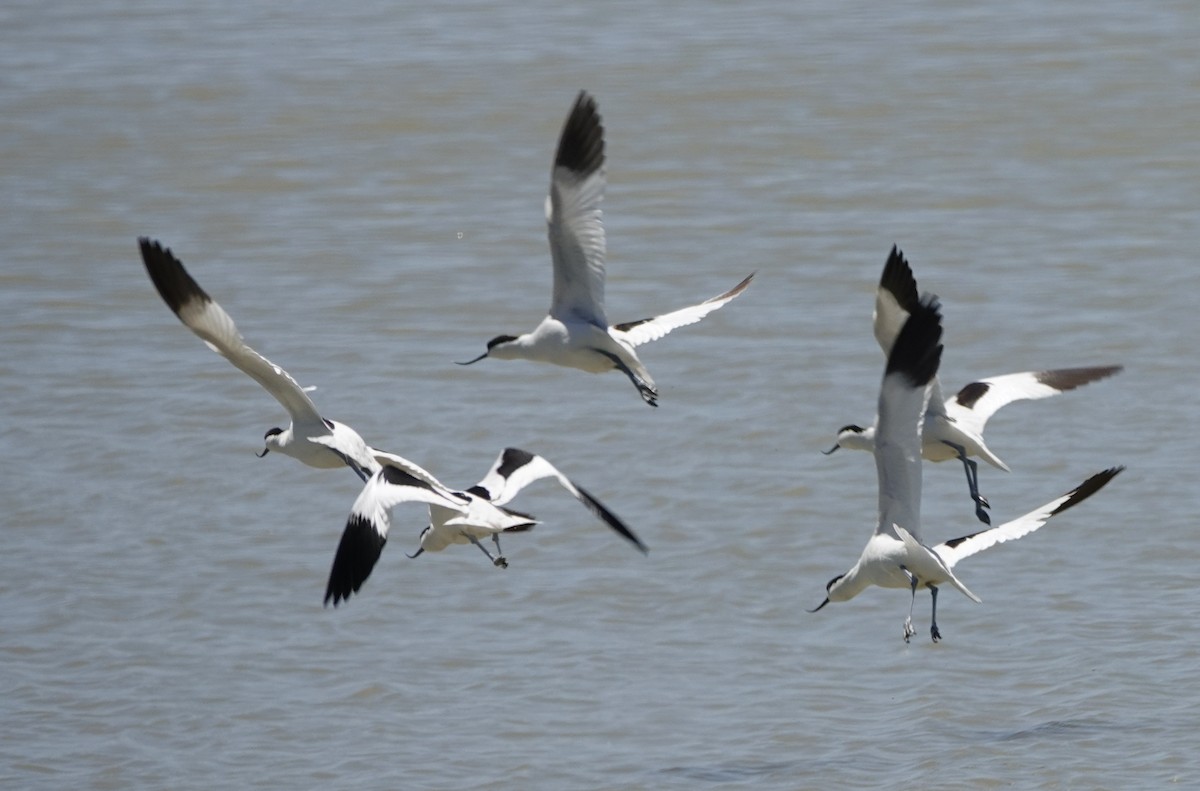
871,246,951,416
139,238,322,425
873,245,921,357
613,273,754,348
369,449,466,499
324,463,470,606
944,366,1124,437
875,295,943,542
469,447,647,553
933,467,1123,568
547,91,608,327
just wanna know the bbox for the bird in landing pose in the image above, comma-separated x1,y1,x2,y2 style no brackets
824,245,1121,523
457,91,754,406
809,289,1123,641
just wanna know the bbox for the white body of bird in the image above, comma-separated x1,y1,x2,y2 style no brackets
458,91,753,406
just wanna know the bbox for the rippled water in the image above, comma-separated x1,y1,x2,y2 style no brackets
2,1,1197,788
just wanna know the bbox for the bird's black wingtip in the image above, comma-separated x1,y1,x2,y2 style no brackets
324,515,388,608
138,236,173,266
573,482,647,554
554,90,605,176
879,244,920,312
1036,365,1125,393
138,236,210,316
138,236,163,254
1049,466,1125,517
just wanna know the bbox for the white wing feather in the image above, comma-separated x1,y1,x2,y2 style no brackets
547,92,608,326
615,273,755,348
933,467,1123,568
943,366,1124,437
872,245,921,357
874,297,944,541
139,239,322,425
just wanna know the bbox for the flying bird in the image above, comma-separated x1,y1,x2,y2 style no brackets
140,237,392,482
825,245,1121,523
324,447,646,605
809,290,1122,641
457,91,754,406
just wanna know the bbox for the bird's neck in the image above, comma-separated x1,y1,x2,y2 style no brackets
828,562,873,602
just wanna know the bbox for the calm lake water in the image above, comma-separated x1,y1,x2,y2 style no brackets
2,1,1197,788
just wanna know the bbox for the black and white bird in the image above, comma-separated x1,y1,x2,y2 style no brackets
808,292,1123,641
140,238,388,481
825,245,1122,523
456,91,754,406
324,447,647,606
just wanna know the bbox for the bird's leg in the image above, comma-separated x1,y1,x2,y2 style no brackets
942,440,990,525
491,533,508,567
590,348,658,407
466,534,508,568
929,585,942,643
901,566,918,643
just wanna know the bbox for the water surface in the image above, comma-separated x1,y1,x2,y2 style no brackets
2,1,1197,788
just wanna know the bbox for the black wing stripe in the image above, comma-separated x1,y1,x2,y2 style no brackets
885,295,943,387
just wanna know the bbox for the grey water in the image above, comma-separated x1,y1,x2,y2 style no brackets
2,1,1197,788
